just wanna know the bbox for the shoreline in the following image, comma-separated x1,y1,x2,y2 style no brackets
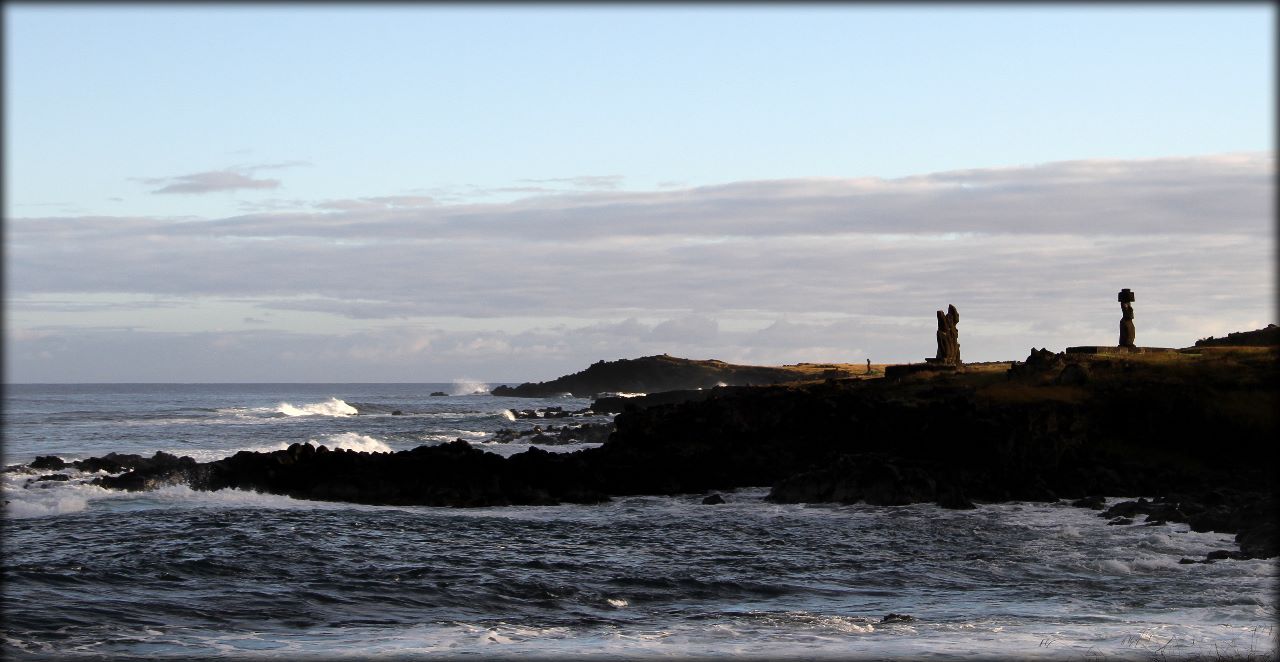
7,345,1277,559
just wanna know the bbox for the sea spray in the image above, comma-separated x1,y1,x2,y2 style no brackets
276,397,358,417
451,379,491,396
307,432,393,453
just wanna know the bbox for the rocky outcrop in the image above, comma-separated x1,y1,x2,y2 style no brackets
1194,324,1280,347
93,440,610,507
491,422,614,445
490,355,856,398
590,387,732,413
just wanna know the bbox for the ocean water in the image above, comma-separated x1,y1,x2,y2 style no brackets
2,383,1275,660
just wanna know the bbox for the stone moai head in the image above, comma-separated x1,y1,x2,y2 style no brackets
1118,288,1135,304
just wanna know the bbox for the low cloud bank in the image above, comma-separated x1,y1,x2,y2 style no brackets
7,152,1273,381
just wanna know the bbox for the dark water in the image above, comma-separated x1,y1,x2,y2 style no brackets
3,384,1275,659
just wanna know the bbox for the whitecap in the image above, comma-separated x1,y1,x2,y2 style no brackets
275,397,358,417
4,491,91,518
308,432,393,454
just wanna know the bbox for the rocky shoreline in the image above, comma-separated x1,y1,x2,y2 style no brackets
8,345,1276,559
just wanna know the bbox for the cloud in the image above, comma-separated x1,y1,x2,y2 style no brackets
651,315,720,343
313,195,437,212
9,152,1273,381
135,161,309,195
141,170,281,195
518,175,624,190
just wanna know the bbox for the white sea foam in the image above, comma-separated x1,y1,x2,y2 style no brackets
450,379,490,396
308,432,392,453
275,397,358,417
4,490,91,518
2,470,116,519
167,433,393,463
501,410,517,421
471,441,603,458
421,430,488,442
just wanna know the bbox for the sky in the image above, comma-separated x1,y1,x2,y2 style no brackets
4,4,1275,383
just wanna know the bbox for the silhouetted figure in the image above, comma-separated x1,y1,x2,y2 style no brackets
946,304,960,361
935,311,950,361
933,304,961,365
866,359,872,374
1118,289,1136,348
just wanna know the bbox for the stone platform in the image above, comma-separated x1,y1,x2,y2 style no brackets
1064,346,1179,355
885,362,958,380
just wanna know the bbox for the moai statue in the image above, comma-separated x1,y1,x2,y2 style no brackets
933,304,961,365
1118,289,1136,348
935,310,950,362
946,304,960,363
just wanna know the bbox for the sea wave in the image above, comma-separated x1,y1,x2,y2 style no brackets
307,432,393,454
276,397,358,417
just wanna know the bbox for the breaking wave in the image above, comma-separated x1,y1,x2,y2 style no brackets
307,432,393,453
276,398,358,417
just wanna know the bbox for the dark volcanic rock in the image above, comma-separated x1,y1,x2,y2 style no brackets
1194,324,1280,347
1071,495,1106,510
30,456,67,470
490,354,851,398
701,493,726,505
87,440,611,507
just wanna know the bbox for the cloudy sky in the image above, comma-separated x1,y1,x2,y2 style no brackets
4,5,1274,383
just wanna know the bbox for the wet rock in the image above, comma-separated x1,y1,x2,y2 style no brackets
430,392,448,397
1237,519,1277,559
30,456,67,470
34,474,70,482
701,493,725,505
1107,517,1134,526
1188,506,1236,533
1100,499,1147,519
881,613,915,623
1071,495,1106,510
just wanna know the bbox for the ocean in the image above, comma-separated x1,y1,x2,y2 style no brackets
2,383,1275,660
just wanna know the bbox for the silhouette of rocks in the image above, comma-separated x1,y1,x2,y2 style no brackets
31,456,67,471
1194,324,1280,347
490,354,853,398
37,334,1278,559
701,493,726,505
